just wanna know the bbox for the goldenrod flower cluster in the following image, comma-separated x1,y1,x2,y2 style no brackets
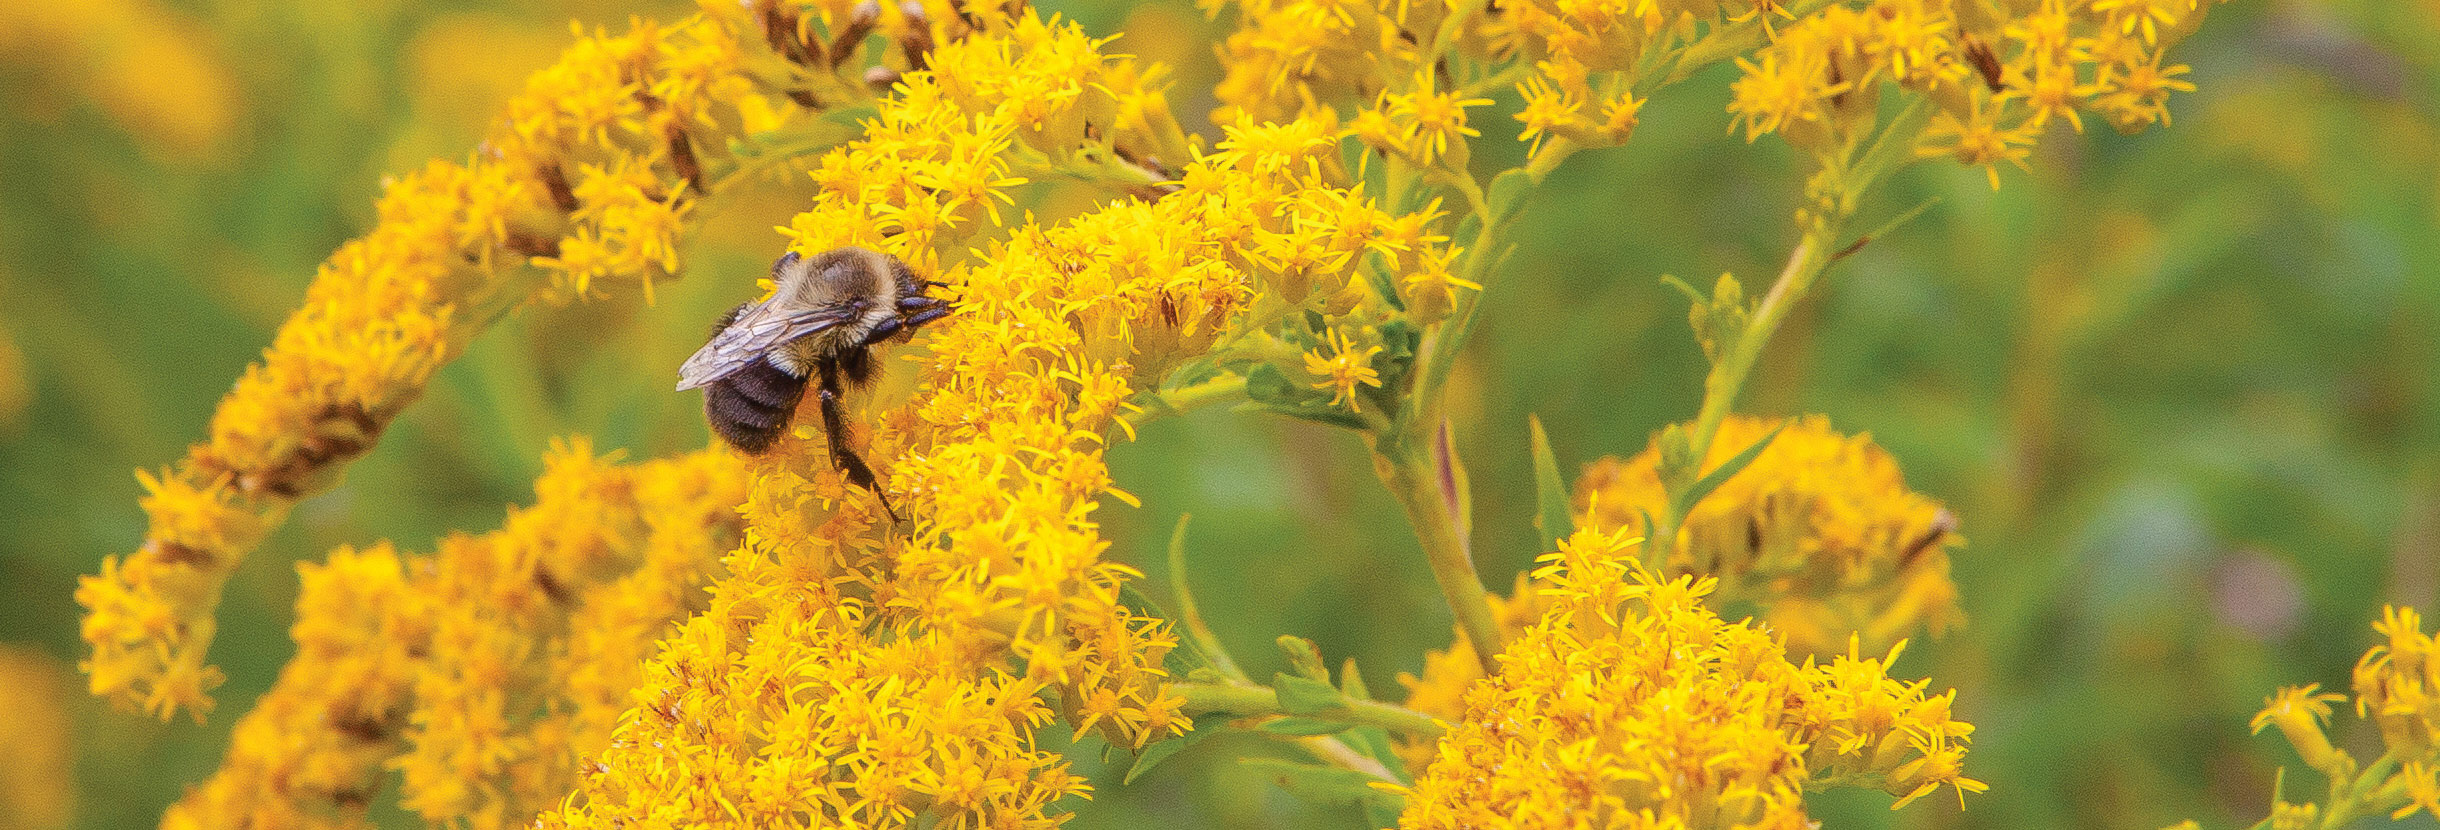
1399,524,1981,829
2230,607,2440,829
79,0,2259,821
538,16,1449,830
1396,416,1961,770
162,442,744,830
1210,0,2220,185
1576,414,1964,656
72,0,959,721
1729,0,2220,187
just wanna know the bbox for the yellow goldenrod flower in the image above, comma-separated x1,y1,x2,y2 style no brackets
1918,92,2040,190
1393,573,1552,770
1514,75,1589,156
1378,69,1493,166
1573,414,1963,656
162,443,744,830
2395,762,2440,821
1304,329,1386,413
2094,47,2197,132
2091,0,2199,46
1399,525,1979,829
2251,684,2350,777
2357,605,2440,757
1729,49,1840,145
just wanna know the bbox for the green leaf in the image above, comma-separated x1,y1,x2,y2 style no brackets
1339,658,1372,701
817,101,881,129
1273,673,1348,716
1529,414,1573,552
1363,795,1406,830
1339,724,1408,781
1241,759,1402,811
1485,168,1535,228
1243,363,1301,405
1254,405,1374,431
1277,636,1329,682
1434,419,1472,543
1167,514,1247,681
1158,355,1223,394
1672,420,1788,518
1658,273,1703,304
1256,717,1356,736
1831,196,1941,261
1124,712,1232,785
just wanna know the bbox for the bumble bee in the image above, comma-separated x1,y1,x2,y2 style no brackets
676,246,951,520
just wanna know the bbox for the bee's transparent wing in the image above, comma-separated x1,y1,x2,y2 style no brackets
675,301,858,391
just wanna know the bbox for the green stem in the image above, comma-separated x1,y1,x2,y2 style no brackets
2321,753,2402,830
1376,443,1504,675
1686,235,1824,459
1524,138,1581,181
1647,233,1831,566
1300,736,1401,783
1174,682,1448,740
1123,374,1250,432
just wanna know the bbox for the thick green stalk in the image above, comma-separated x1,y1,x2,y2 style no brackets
1376,443,1503,675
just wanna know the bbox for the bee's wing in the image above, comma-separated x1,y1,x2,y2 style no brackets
675,301,860,391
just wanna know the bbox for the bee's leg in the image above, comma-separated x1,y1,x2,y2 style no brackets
817,362,899,523
860,316,903,346
897,296,952,330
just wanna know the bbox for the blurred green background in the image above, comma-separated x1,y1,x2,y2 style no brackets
2,1,2435,828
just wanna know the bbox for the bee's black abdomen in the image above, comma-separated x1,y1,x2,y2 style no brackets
726,356,804,409
705,359,807,454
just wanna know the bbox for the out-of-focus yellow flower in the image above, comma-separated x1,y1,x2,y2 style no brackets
1918,92,2039,190
1573,414,1963,656
2395,762,2440,821
1398,524,1980,829
2093,44,2197,131
164,443,744,830
0,646,74,830
2270,800,2320,830
0,0,239,161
